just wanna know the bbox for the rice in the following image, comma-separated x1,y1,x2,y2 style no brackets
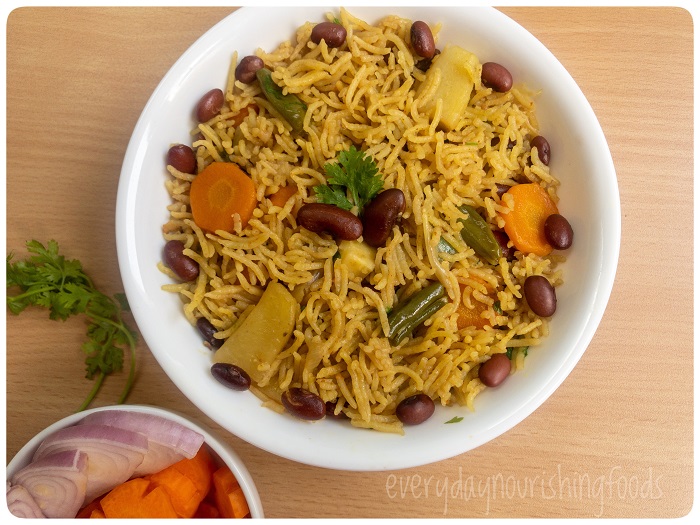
160,9,564,434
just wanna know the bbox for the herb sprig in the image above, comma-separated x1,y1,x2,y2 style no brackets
314,145,384,214
6,240,138,411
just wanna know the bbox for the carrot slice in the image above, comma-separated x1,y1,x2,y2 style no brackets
268,184,297,208
455,284,491,329
231,103,258,128
190,162,257,232
89,508,106,519
211,465,250,519
499,183,558,256
100,477,178,519
76,498,102,519
194,500,221,519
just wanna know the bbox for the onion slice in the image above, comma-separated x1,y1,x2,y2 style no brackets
77,410,205,476
6,482,47,518
32,423,149,503
10,449,87,518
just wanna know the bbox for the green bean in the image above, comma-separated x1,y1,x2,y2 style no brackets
256,68,307,132
388,282,447,345
457,204,501,265
436,236,457,256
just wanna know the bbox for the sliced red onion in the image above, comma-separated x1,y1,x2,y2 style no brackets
77,410,205,476
32,423,148,503
6,482,47,518
10,449,87,518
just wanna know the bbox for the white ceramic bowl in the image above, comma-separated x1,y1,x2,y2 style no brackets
116,7,620,471
5,405,264,518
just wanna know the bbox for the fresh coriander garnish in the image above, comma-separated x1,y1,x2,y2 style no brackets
6,240,138,411
445,416,464,424
314,145,384,214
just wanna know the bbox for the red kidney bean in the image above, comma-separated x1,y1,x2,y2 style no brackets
396,393,435,425
297,203,363,240
523,275,557,317
235,55,265,84
361,188,406,247
478,353,511,387
544,214,573,250
211,362,251,391
481,62,513,92
410,21,435,59
493,230,516,261
530,135,551,165
166,144,196,174
196,317,224,349
310,22,347,48
415,48,440,72
163,240,199,281
196,88,224,123
282,388,326,420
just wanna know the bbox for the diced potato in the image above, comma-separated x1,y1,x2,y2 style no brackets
213,282,297,387
416,45,481,131
338,240,376,280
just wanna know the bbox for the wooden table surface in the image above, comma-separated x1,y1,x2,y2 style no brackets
5,6,694,519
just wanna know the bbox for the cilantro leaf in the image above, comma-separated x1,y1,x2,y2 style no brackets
6,240,138,411
316,145,384,213
445,416,464,424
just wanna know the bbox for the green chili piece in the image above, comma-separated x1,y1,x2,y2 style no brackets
457,204,501,265
387,282,447,345
256,68,307,132
436,236,457,256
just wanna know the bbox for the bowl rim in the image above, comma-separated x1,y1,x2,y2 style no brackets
5,404,264,519
115,5,621,471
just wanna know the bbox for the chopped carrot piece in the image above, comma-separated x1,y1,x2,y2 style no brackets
455,284,491,329
231,103,258,128
194,500,221,519
76,498,102,519
100,478,178,519
89,508,106,519
147,445,215,518
211,465,250,519
268,184,297,208
499,183,558,256
190,162,257,232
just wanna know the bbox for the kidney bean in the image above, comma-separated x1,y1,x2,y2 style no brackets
297,203,363,240
530,135,551,166
282,388,326,420
410,21,435,58
481,62,513,92
361,188,406,247
544,213,573,250
396,393,435,425
196,88,224,123
166,144,196,174
478,353,511,387
310,22,347,48
523,275,557,317
235,55,264,84
163,240,199,281
493,230,516,261
211,362,251,391
196,317,224,349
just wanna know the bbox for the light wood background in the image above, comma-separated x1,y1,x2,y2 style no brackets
5,7,693,519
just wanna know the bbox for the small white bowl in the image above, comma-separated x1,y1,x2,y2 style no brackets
5,405,264,519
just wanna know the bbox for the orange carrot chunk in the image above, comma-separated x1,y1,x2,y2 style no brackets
100,478,178,519
76,498,103,519
455,285,492,329
148,445,216,518
499,183,558,256
194,500,221,519
89,508,106,519
211,465,250,519
268,184,297,208
190,162,257,233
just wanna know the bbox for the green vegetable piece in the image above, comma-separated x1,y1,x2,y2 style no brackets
445,416,464,424
387,281,447,345
256,68,307,132
436,236,457,256
457,204,501,265
316,145,384,214
6,240,138,411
